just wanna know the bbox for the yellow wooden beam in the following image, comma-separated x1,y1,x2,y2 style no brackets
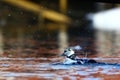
1,0,71,23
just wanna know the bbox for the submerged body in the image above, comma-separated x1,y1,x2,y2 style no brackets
61,48,97,64
58,48,119,66
63,58,97,64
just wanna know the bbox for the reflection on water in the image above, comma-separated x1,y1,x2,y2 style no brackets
0,57,120,80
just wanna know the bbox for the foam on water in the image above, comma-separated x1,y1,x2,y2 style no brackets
1,72,56,77
81,77,102,80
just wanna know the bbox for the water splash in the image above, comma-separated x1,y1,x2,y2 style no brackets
70,45,82,50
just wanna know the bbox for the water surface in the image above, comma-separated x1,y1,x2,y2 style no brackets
0,57,120,80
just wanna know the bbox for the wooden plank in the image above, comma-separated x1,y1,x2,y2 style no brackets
1,0,71,23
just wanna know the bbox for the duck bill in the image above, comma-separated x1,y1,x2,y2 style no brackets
60,53,66,56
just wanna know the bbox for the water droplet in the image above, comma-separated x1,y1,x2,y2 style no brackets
75,20,79,23
68,11,71,14
33,17,36,20
28,25,31,27
20,12,23,14
8,14,11,16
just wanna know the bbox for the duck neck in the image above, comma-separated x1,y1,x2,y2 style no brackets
67,54,76,60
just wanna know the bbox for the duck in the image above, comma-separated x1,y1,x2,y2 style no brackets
61,48,97,64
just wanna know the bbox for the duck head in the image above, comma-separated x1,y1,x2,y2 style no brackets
61,48,76,60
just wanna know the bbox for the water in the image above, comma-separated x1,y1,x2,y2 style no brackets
0,57,120,80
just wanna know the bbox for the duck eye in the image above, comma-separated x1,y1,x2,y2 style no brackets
68,48,71,51
64,50,67,53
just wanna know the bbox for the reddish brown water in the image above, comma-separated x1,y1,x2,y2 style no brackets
0,57,120,80
1,38,120,80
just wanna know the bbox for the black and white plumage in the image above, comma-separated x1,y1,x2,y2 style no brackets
61,48,97,64
52,48,119,66
51,47,120,67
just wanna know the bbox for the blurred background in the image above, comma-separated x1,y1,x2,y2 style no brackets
0,0,120,58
